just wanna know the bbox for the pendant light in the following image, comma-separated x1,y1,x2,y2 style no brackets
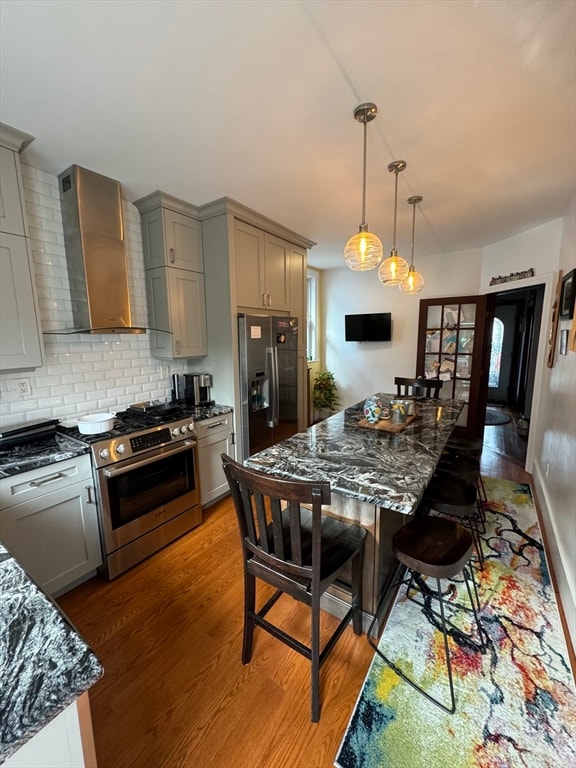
378,160,409,286
399,195,425,294
344,103,383,271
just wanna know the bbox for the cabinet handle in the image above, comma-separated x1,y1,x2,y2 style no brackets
85,485,94,504
169,247,175,264
29,471,67,487
262,293,267,307
267,293,272,307
206,421,225,429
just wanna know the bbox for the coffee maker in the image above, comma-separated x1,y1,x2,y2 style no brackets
172,373,214,407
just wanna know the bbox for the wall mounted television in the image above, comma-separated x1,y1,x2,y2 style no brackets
345,312,392,342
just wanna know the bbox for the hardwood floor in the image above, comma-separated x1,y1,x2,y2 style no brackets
482,405,528,471
57,441,567,768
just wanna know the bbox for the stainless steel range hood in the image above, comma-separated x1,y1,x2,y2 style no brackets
52,165,145,334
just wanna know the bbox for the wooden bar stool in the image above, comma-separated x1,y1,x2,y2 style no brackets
425,474,485,568
368,516,486,714
444,437,489,511
436,452,487,531
221,454,366,722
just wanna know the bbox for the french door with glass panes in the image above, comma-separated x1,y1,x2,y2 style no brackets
416,295,494,440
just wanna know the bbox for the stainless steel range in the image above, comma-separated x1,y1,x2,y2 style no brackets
61,403,201,580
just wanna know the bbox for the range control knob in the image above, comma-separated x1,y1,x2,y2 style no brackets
187,423,195,434
99,448,110,460
116,443,127,455
180,425,189,434
171,427,181,437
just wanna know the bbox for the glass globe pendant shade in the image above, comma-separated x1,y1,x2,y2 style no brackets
344,103,382,271
399,266,424,294
378,249,409,285
344,227,383,271
399,194,425,294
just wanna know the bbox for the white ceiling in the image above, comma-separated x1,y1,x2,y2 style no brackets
1,0,575,270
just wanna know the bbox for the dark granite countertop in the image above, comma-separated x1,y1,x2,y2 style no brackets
0,542,103,762
245,394,464,515
190,404,233,421
0,433,89,479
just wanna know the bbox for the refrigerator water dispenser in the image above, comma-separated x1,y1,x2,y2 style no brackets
250,373,269,411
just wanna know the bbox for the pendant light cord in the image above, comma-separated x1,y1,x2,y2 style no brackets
410,198,416,268
392,169,399,250
361,118,367,228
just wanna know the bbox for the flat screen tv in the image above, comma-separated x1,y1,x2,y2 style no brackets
345,312,392,342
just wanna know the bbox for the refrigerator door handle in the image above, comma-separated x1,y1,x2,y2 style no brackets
266,346,280,428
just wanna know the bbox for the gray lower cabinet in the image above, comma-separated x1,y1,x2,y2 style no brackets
196,412,234,506
0,126,44,371
0,455,102,596
146,267,207,358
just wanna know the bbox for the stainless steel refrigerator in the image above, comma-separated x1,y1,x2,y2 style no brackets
238,314,299,459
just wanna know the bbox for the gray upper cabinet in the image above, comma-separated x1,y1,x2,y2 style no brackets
140,207,203,272
0,146,26,236
145,267,207,359
0,124,44,372
135,190,208,360
235,220,289,311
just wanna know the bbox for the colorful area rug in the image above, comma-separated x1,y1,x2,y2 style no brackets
335,478,576,768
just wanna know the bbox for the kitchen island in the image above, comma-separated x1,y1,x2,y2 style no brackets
245,394,464,622
0,542,103,765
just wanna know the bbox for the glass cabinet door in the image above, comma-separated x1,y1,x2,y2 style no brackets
417,295,493,439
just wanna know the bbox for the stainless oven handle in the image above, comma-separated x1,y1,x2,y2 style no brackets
103,440,196,478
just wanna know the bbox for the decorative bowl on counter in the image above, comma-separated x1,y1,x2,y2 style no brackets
76,413,116,434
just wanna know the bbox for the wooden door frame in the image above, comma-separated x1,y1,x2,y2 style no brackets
482,271,556,473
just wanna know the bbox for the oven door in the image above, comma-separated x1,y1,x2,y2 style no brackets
96,439,199,554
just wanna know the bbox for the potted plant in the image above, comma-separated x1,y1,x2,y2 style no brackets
312,371,340,422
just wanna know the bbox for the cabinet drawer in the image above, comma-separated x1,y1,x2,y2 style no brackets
195,412,233,440
0,455,92,508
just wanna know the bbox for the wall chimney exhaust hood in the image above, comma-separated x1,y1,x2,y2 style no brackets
49,165,146,334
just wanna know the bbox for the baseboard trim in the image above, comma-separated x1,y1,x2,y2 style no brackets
532,461,576,658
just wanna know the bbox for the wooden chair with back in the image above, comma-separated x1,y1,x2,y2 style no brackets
221,453,366,722
395,376,443,398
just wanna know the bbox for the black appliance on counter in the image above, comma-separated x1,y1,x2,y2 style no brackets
58,403,201,580
171,373,214,407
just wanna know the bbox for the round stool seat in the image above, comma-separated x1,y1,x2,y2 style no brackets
393,517,475,580
426,475,477,515
437,454,481,485
445,437,483,460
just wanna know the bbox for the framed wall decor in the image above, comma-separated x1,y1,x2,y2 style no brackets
560,269,575,319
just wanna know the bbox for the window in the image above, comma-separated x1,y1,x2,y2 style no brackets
307,270,318,361
489,318,504,388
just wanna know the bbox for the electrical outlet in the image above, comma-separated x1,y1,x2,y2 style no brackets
16,378,31,396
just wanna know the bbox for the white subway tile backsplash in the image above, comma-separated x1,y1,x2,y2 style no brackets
0,164,192,427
